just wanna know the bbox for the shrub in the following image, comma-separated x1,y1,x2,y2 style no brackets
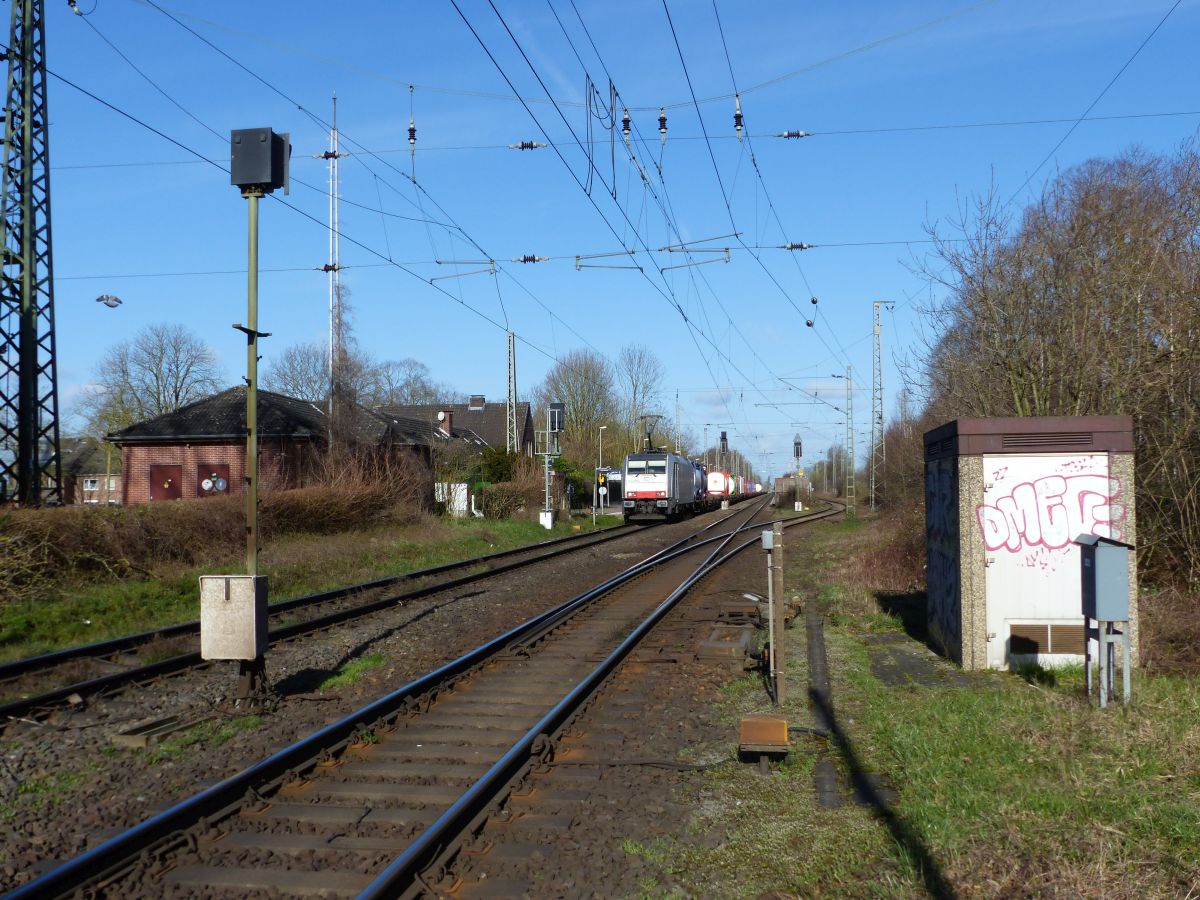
478,482,539,519
0,449,434,597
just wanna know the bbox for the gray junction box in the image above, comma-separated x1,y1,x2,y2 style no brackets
923,416,1137,671
200,575,268,661
1077,534,1133,622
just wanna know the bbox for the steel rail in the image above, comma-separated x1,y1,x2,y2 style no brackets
7,501,780,900
362,502,840,896
0,522,644,684
0,523,673,721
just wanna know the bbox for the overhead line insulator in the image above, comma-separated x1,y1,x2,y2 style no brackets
622,107,631,146
509,141,547,150
775,130,812,139
658,106,667,146
511,255,550,263
779,242,814,251
734,94,743,142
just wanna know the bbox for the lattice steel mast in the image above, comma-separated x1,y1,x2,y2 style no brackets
506,331,517,453
0,0,60,505
870,302,882,510
844,365,855,515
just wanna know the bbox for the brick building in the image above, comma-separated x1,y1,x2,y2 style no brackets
109,387,477,504
60,436,122,505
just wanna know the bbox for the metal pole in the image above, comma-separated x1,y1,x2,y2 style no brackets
765,543,776,705
245,189,261,577
772,520,786,704
543,409,552,515
599,425,605,510
845,366,855,515
239,186,266,704
674,389,680,453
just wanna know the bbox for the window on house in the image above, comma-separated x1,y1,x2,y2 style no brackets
108,477,118,491
83,477,99,491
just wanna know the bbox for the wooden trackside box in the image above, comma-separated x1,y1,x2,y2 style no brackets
739,715,788,750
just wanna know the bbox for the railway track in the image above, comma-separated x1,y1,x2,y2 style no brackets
10,497,839,899
0,521,657,723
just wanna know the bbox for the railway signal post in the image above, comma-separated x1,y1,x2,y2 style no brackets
539,401,564,529
200,127,290,708
772,520,787,704
762,524,787,705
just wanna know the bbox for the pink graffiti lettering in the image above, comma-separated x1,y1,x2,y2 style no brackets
977,475,1124,553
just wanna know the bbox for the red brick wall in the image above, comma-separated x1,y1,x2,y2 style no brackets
120,441,308,504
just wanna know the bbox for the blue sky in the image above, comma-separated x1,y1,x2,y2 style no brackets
44,0,1198,478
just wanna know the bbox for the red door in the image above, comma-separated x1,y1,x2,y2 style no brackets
149,465,183,501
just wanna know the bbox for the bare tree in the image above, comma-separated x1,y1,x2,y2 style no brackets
262,341,328,401
360,358,456,407
614,344,666,455
535,349,616,463
910,143,1200,585
77,323,225,435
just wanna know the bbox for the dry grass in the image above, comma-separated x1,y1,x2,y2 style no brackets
1140,584,1200,675
0,453,432,596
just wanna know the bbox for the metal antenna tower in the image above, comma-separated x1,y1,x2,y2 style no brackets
505,331,517,453
870,301,893,510
674,389,680,453
845,365,855,515
0,0,60,505
318,94,345,442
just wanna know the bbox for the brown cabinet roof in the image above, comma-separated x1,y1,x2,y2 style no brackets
924,416,1134,460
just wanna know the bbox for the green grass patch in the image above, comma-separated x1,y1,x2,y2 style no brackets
147,715,262,763
319,654,386,691
1,768,91,820
0,516,616,662
664,515,1200,897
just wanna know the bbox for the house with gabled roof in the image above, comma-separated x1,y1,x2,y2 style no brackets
377,395,535,457
107,386,482,504
60,436,123,505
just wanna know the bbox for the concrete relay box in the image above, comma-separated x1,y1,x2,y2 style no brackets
200,575,268,660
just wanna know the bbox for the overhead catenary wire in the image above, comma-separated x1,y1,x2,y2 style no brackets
661,0,845,410
560,0,841,434
131,0,997,112
453,0,770,440
1005,0,1184,205
551,0,795,437
132,0,612,382
552,0,835,451
51,107,1200,170
26,47,600,387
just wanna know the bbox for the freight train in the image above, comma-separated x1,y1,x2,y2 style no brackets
621,451,760,523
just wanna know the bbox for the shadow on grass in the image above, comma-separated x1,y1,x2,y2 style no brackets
1011,660,1058,687
806,609,955,899
809,686,957,899
874,591,945,651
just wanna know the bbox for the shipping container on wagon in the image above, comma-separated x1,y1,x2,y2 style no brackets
923,416,1137,671
706,470,732,497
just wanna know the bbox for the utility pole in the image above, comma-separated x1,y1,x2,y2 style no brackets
845,365,855,516
506,331,518,453
317,95,345,446
0,0,61,505
870,301,893,511
674,389,680,453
